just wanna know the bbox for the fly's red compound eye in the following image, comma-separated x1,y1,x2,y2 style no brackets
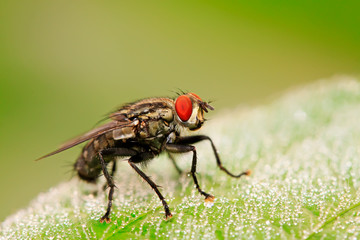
189,93,202,101
175,95,193,121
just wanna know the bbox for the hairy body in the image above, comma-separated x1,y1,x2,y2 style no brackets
39,93,250,223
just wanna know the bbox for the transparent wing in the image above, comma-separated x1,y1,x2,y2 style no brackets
37,120,135,160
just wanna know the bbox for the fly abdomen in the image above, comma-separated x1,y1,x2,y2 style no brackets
74,133,114,183
74,155,101,183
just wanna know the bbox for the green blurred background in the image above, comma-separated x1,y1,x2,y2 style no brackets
0,0,359,221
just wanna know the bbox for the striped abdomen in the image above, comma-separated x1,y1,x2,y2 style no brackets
74,132,115,182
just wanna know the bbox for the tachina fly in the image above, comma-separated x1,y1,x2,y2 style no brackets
38,93,250,223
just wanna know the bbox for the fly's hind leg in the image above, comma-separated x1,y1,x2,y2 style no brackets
98,148,137,223
128,152,172,219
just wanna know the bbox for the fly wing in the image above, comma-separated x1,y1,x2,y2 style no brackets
37,120,135,160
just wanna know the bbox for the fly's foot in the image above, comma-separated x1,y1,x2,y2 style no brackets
164,204,173,220
205,194,215,202
100,215,111,224
165,211,173,220
245,169,252,176
204,194,215,208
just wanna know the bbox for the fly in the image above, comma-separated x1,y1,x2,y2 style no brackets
38,93,250,223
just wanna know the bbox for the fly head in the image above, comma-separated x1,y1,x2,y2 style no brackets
174,93,214,131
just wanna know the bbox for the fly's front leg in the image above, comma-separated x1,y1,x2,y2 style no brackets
98,148,137,223
128,152,172,219
175,135,251,178
166,144,214,203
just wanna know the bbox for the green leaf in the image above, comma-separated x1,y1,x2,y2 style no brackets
2,77,360,239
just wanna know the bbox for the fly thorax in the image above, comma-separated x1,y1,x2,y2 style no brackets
112,119,139,140
174,123,192,137
138,119,172,139
166,132,177,144
148,120,161,136
158,108,173,122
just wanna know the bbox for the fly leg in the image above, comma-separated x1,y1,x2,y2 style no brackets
166,144,214,203
167,152,183,174
102,161,117,191
110,160,117,177
98,152,115,223
175,135,251,178
128,152,172,219
98,148,137,223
